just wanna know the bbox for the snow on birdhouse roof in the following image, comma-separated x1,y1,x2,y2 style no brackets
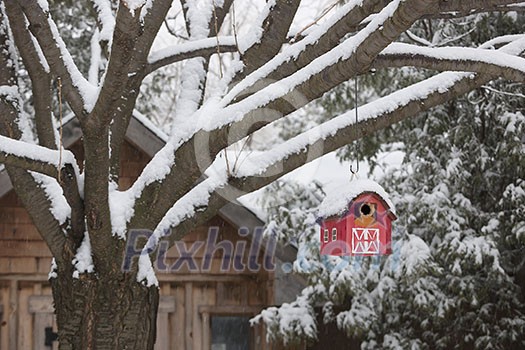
317,178,395,218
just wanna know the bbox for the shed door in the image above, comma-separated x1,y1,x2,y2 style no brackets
155,296,176,350
28,296,58,350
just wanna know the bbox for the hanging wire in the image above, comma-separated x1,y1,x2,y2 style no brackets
350,76,360,175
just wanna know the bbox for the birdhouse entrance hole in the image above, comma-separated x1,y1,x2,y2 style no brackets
360,203,371,216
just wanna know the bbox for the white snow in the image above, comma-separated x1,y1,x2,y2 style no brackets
108,188,136,239
317,179,395,218
45,8,100,111
91,0,115,42
109,140,176,237
0,85,19,103
31,173,72,225
72,232,95,278
123,0,147,14
383,42,525,75
395,234,431,278
88,29,102,85
37,0,49,12
237,0,276,53
137,253,158,286
48,258,57,279
148,36,236,64
251,285,320,343
139,173,228,268
0,134,76,168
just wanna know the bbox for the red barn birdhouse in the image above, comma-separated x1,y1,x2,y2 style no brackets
318,179,396,256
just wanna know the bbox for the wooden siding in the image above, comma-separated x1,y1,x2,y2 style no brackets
0,140,284,349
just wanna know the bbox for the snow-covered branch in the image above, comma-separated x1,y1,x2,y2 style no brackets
146,72,495,254
126,0,439,233
0,135,77,179
91,0,115,43
234,0,301,80
3,1,55,149
375,43,525,83
436,0,525,15
149,33,525,255
16,0,97,115
90,0,144,126
265,0,388,84
146,36,237,74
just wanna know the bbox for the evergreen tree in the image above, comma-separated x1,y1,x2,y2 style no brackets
256,11,525,349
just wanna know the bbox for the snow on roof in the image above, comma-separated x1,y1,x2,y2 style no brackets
317,178,395,218
132,110,169,142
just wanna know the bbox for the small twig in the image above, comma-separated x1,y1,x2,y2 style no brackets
212,1,223,78
232,134,253,174
57,77,63,184
231,0,240,53
164,12,189,40
291,0,340,43
224,150,231,177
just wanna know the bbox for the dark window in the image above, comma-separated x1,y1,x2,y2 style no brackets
211,315,251,350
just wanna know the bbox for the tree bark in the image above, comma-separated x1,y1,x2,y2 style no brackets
51,269,159,350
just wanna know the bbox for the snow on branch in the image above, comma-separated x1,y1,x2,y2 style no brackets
91,0,115,42
436,0,525,15
236,0,301,79
0,135,77,178
125,0,436,233
146,36,237,74
145,74,487,251
216,36,525,203
210,0,433,132
17,0,98,114
222,0,373,106
169,0,228,130
231,75,475,180
376,43,525,83
251,286,320,345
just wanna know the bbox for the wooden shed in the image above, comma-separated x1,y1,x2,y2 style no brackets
0,114,304,350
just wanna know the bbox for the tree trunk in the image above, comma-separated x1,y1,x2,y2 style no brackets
50,269,159,350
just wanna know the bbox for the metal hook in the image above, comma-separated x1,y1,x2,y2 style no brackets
350,77,359,175
350,162,359,174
